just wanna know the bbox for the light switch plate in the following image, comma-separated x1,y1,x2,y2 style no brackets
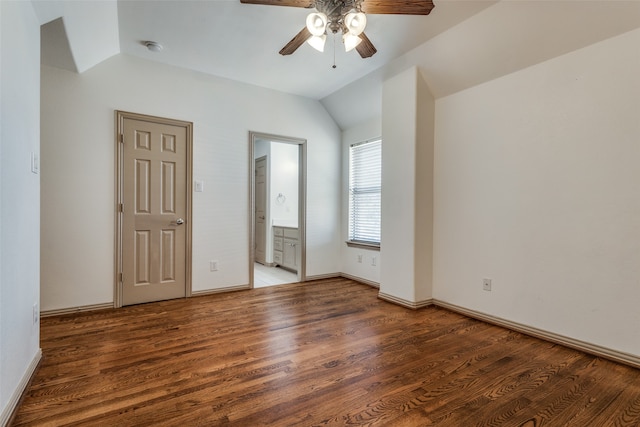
194,180,204,192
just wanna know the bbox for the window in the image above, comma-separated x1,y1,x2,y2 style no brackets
348,139,381,247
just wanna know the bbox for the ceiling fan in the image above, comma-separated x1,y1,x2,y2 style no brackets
240,0,435,59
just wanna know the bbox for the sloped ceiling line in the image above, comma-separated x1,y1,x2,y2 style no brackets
34,0,120,74
35,0,640,130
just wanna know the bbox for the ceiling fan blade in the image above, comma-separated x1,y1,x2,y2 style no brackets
240,0,314,7
355,32,377,58
361,0,434,15
279,27,312,55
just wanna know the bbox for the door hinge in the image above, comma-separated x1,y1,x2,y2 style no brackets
119,273,123,282
119,133,124,144
119,203,124,213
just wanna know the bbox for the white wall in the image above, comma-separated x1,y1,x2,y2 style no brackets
41,54,342,311
413,71,435,303
270,142,298,228
32,0,119,73
433,28,640,357
379,68,417,302
341,118,381,284
0,1,41,422
379,67,435,305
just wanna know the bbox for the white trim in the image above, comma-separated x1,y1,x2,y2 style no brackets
378,292,433,310
191,285,250,296
345,241,380,251
434,299,640,370
305,273,341,281
340,273,379,289
350,137,382,148
1,349,42,427
41,303,113,318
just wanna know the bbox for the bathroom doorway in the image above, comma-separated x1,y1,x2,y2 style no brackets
249,132,306,287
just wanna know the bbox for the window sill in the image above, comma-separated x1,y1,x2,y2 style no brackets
346,241,380,251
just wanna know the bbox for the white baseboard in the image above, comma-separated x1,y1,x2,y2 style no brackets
1,349,42,427
191,284,250,296
340,273,379,289
256,262,276,268
41,302,113,318
378,291,433,309
434,299,640,370
305,273,341,281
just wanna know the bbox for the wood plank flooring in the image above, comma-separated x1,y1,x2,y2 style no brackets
11,278,640,426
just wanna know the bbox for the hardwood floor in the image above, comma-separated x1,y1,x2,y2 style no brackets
12,278,640,426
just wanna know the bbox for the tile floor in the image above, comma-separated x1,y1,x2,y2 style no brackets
254,262,298,288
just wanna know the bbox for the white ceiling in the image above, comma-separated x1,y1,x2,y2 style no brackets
116,0,495,100
37,0,640,130
322,0,640,128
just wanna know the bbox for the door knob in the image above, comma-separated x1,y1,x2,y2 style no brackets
176,218,185,225
259,216,265,220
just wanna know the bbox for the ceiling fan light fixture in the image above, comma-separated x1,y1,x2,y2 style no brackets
343,33,362,52
307,34,327,52
306,12,328,36
344,12,366,36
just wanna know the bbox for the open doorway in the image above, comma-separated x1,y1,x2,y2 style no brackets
249,132,306,288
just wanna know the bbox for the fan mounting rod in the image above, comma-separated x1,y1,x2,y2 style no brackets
314,0,363,33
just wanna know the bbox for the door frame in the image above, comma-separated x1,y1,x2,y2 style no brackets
249,131,307,287
114,110,193,308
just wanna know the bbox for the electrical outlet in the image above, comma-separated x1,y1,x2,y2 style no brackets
33,303,39,324
371,256,377,266
210,260,218,271
357,254,363,263
483,278,492,291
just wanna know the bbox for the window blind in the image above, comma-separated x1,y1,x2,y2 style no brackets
349,139,381,245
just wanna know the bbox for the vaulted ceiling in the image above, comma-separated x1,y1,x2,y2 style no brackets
35,1,640,129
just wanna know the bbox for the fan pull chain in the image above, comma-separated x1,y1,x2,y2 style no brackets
332,32,337,69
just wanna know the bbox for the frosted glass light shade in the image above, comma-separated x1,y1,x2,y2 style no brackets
343,33,362,52
306,12,328,36
344,12,366,36
307,34,327,52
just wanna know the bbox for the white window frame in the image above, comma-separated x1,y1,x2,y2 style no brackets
347,138,381,250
